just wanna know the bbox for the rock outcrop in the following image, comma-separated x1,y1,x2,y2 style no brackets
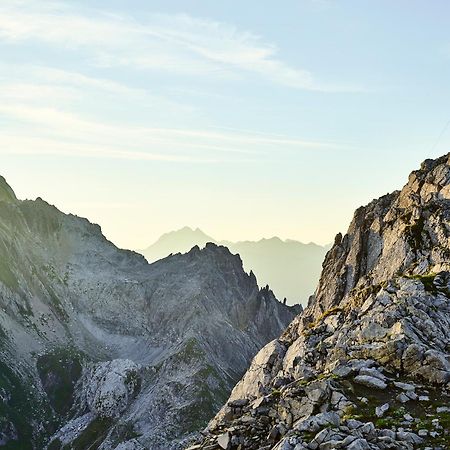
192,153,450,450
0,177,299,449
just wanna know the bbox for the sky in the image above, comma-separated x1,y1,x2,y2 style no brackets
1,0,449,250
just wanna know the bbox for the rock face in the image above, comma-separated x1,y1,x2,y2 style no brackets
0,177,299,449
194,153,450,450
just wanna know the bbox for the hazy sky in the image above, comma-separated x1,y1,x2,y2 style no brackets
1,0,449,249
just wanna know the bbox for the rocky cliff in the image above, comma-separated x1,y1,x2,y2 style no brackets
193,153,450,450
0,177,299,450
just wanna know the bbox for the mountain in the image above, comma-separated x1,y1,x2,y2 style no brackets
0,177,299,450
141,227,217,262
142,232,330,306
193,153,450,450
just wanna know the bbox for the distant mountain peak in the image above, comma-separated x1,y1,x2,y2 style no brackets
142,228,330,305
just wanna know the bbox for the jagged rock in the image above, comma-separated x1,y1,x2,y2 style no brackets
436,406,450,413
86,359,141,418
295,411,340,432
375,403,389,418
0,420,18,446
358,367,386,381
393,381,415,391
193,153,450,450
396,431,423,445
217,432,231,449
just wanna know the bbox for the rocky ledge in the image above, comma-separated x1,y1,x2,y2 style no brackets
189,154,450,450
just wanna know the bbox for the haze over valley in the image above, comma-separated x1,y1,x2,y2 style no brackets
141,227,331,306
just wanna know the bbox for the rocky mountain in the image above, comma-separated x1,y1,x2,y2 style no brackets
0,178,299,450
142,230,330,306
192,153,450,450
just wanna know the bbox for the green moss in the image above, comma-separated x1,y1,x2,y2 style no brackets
271,389,282,397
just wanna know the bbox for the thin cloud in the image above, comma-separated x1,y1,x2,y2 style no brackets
0,104,347,157
0,1,363,92
0,134,225,164
0,63,197,115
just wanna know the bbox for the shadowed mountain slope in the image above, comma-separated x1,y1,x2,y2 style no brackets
0,177,299,450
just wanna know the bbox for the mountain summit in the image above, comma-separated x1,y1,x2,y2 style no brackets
0,180,298,449
0,175,17,203
193,153,450,450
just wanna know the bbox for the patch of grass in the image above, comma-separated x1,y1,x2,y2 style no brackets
181,364,229,435
65,417,113,450
305,306,343,331
405,273,437,293
36,348,84,416
172,337,204,365
0,361,43,449
271,389,282,397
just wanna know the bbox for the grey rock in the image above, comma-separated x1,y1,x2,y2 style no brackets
114,440,146,450
397,393,410,403
354,375,387,390
217,432,231,450
436,406,450,413
359,367,386,381
393,381,416,391
347,438,370,450
375,403,390,418
228,399,249,408
396,431,423,444
86,359,141,418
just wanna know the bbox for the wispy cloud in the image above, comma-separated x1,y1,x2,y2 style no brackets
0,1,357,165
0,1,362,92
0,103,346,163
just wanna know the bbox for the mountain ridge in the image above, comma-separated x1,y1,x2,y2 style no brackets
192,152,450,450
142,228,331,306
0,178,299,449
